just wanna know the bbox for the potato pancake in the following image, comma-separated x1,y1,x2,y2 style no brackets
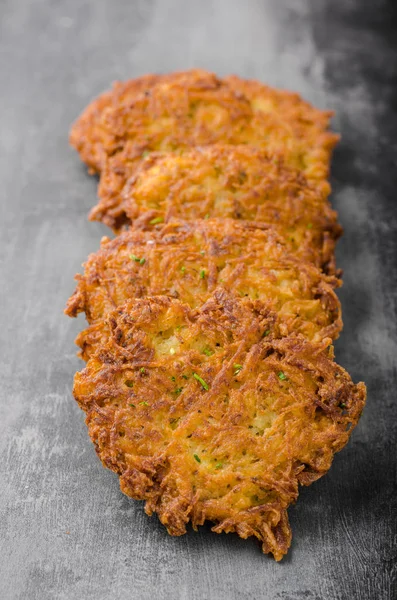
116,146,342,272
73,292,365,560
65,219,342,360
69,70,338,229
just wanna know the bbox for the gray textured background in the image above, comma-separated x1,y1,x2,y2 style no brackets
1,1,396,599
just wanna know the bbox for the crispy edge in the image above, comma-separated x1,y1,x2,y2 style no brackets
69,74,165,172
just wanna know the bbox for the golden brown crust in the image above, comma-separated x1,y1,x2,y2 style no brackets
64,219,342,360
224,74,339,183
69,73,165,172
69,70,338,228
73,293,366,560
111,146,342,272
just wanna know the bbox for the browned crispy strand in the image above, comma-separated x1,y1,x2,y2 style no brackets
116,146,342,272
69,73,165,173
73,292,366,560
65,219,342,360
69,70,338,230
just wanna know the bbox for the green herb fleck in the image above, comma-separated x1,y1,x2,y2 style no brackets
193,454,201,463
142,150,150,158
202,348,213,357
140,367,146,374
174,387,183,395
149,217,164,225
307,223,313,229
182,374,189,380
130,254,145,264
204,213,210,219
278,371,287,381
170,376,176,382
200,269,206,279
200,250,205,256
128,403,136,408
215,462,223,470
125,380,134,388
339,402,347,408
263,329,270,337
140,401,148,406
193,373,209,391
181,266,186,273
233,364,243,375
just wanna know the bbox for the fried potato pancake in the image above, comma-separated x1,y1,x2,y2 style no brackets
65,219,342,360
73,292,365,560
117,146,342,272
69,69,338,228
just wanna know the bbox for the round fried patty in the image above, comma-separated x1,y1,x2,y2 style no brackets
65,219,342,360
117,145,342,272
73,292,365,560
69,70,338,229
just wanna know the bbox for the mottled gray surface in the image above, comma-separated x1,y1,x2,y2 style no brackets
0,1,396,599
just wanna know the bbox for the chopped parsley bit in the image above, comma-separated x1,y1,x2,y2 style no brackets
233,364,243,375
339,402,347,408
215,462,223,470
174,387,183,394
125,380,134,387
204,213,210,219
200,250,205,256
278,371,288,381
263,329,270,337
182,374,189,380
140,367,146,374
307,223,313,229
193,373,209,391
193,454,201,463
170,376,176,382
149,217,164,225
181,266,186,273
130,254,145,265
128,403,136,408
199,269,206,279
139,401,148,406
202,348,213,357
142,150,150,158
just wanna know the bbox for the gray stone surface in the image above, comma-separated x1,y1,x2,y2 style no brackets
0,1,396,598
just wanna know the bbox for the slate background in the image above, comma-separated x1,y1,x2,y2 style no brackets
0,1,396,598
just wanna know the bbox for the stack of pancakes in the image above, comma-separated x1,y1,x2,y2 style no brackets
66,70,365,560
